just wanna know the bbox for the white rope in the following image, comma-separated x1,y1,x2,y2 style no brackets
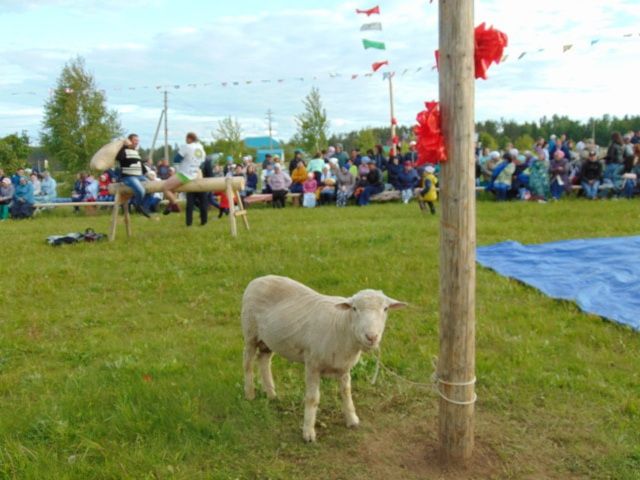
370,351,478,406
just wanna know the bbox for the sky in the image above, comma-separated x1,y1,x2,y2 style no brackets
1,0,639,147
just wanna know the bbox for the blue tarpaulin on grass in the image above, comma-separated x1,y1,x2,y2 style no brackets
477,236,640,331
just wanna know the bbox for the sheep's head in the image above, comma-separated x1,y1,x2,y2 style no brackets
336,290,407,350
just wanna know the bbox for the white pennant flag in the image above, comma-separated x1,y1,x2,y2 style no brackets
360,22,383,31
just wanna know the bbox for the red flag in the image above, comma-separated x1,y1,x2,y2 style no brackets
372,60,389,72
356,6,380,16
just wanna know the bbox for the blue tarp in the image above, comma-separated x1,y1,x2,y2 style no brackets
477,236,640,331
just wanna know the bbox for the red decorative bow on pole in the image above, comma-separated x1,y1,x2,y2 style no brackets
414,101,447,165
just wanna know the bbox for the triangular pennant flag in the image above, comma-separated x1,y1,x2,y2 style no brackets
623,33,633,37
245,81,252,84
401,68,409,76
364,73,373,77
221,82,228,87
360,22,382,31
351,74,359,80
537,48,545,52
261,79,271,83
518,52,527,60
416,67,423,72
590,39,600,46
362,39,386,50
233,82,239,86
356,6,380,16
501,54,508,62
562,44,573,53
372,60,389,72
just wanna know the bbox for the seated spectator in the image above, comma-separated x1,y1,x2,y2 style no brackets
11,176,34,219
357,158,384,206
261,163,274,193
318,164,336,205
143,171,163,212
289,151,304,175
397,161,419,204
97,172,114,201
85,174,99,202
621,150,637,199
72,173,87,203
30,173,41,197
512,154,530,200
290,160,307,194
404,141,419,164
0,177,14,220
11,168,24,186
580,151,602,200
528,151,550,201
336,164,355,207
357,159,370,179
261,153,273,169
35,171,57,203
386,155,402,189
302,173,318,208
491,151,516,201
157,158,171,180
244,164,258,197
549,150,570,200
267,164,291,208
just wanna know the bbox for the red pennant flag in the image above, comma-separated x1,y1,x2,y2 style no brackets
356,6,380,16
414,101,447,165
372,60,389,72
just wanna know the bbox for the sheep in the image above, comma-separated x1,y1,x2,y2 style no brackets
241,275,406,442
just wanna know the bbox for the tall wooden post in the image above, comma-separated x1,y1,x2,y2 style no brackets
388,74,397,155
437,0,476,464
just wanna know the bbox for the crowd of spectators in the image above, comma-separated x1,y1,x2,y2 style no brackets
1,129,638,221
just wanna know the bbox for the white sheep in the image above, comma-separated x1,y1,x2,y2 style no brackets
241,275,406,442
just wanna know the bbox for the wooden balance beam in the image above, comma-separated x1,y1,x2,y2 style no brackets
107,177,249,241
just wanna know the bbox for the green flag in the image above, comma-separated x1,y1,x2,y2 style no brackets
362,39,386,50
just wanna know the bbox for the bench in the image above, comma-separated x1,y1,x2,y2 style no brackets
34,202,116,208
243,193,301,206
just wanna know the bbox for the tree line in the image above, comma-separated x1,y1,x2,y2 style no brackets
2,56,639,173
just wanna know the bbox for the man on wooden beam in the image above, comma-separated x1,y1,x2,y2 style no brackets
116,133,152,218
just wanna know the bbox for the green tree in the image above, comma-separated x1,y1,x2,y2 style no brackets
478,131,497,150
295,87,329,154
514,134,535,152
0,131,30,171
355,128,377,153
211,117,246,162
41,57,122,172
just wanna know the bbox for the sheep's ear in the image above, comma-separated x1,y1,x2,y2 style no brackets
335,299,353,310
385,296,408,310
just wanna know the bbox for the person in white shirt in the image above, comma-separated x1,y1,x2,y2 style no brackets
162,132,206,215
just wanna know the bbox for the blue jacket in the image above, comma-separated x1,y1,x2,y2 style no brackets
14,182,34,204
397,169,419,189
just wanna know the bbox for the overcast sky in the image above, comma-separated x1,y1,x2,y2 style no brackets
0,0,639,147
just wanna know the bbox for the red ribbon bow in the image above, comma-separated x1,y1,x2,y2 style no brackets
414,101,447,165
434,23,508,80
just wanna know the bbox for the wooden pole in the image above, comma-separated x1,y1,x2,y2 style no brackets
437,0,476,464
163,90,170,165
388,74,397,154
226,177,238,237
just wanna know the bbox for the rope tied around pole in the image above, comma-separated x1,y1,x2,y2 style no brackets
371,351,478,406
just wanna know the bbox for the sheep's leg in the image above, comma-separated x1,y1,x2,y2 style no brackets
258,351,276,399
243,342,257,400
339,372,360,428
302,364,321,442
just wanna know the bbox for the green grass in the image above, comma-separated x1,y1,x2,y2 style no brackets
0,199,639,479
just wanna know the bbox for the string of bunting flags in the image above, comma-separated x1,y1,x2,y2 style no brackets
355,5,390,73
2,30,639,98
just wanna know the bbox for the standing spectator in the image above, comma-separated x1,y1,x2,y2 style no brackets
606,132,624,166
185,152,214,227
0,177,14,220
549,150,570,200
267,164,291,208
261,153,273,169
580,151,602,200
357,159,384,206
404,141,419,164
397,161,419,204
621,147,637,199
373,144,387,171
302,173,318,208
418,165,438,215
11,176,34,219
289,151,304,175
290,160,307,194
336,164,355,207
307,152,325,181
11,168,24,187
335,144,349,168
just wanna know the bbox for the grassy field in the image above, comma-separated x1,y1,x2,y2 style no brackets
0,199,639,479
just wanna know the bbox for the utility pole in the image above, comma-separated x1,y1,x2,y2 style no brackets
149,93,166,162
163,90,170,164
437,0,476,465
266,109,274,151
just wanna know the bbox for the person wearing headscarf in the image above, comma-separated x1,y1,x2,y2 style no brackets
549,150,570,200
0,177,14,220
11,176,34,219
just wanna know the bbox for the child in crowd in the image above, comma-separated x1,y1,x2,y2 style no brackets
302,173,317,208
418,165,438,215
